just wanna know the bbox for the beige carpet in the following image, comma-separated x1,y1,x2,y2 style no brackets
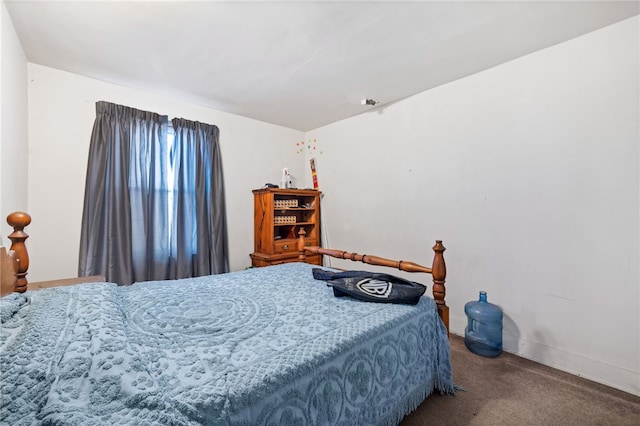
401,335,640,425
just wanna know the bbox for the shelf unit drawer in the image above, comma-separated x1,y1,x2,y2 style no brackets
274,240,297,253
273,238,318,254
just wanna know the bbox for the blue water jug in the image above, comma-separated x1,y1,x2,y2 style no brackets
464,291,503,358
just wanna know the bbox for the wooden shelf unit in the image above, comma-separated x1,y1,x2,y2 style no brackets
251,188,322,267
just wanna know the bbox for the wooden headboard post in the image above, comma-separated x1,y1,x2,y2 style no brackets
297,227,307,261
297,227,450,334
6,211,31,293
431,240,448,333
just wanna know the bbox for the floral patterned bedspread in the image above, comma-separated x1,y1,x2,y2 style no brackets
0,262,454,425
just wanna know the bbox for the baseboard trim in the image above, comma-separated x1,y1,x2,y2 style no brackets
449,316,639,397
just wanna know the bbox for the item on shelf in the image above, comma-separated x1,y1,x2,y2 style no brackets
274,199,298,209
274,216,296,225
310,158,319,190
280,168,296,189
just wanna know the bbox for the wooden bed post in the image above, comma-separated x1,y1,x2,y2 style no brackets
431,240,449,335
297,227,307,262
298,231,450,334
6,211,31,293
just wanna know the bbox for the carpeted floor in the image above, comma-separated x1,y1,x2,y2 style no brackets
401,335,640,425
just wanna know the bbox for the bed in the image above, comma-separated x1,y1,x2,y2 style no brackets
1,211,454,425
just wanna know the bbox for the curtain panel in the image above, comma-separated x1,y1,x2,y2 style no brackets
171,118,229,278
79,101,228,285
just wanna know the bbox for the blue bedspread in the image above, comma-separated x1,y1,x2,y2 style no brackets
0,262,454,425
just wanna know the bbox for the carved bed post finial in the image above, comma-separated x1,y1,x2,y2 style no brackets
7,211,31,293
431,240,449,334
297,227,307,262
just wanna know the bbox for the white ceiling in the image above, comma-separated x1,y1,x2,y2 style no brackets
5,1,639,131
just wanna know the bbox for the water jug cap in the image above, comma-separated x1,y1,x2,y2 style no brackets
479,291,487,302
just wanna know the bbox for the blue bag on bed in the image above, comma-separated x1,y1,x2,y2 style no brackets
312,268,426,305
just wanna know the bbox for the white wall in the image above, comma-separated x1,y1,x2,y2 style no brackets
305,17,639,395
0,1,28,244
27,64,305,281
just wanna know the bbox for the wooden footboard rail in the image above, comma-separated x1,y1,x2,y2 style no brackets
297,229,449,334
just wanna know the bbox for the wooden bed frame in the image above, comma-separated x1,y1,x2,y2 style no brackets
1,211,449,333
298,228,449,332
1,211,30,296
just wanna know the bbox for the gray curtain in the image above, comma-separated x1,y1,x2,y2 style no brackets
79,101,228,285
170,118,229,278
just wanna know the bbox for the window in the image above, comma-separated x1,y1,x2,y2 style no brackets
79,101,228,285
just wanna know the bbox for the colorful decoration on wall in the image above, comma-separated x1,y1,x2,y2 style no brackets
296,138,322,155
